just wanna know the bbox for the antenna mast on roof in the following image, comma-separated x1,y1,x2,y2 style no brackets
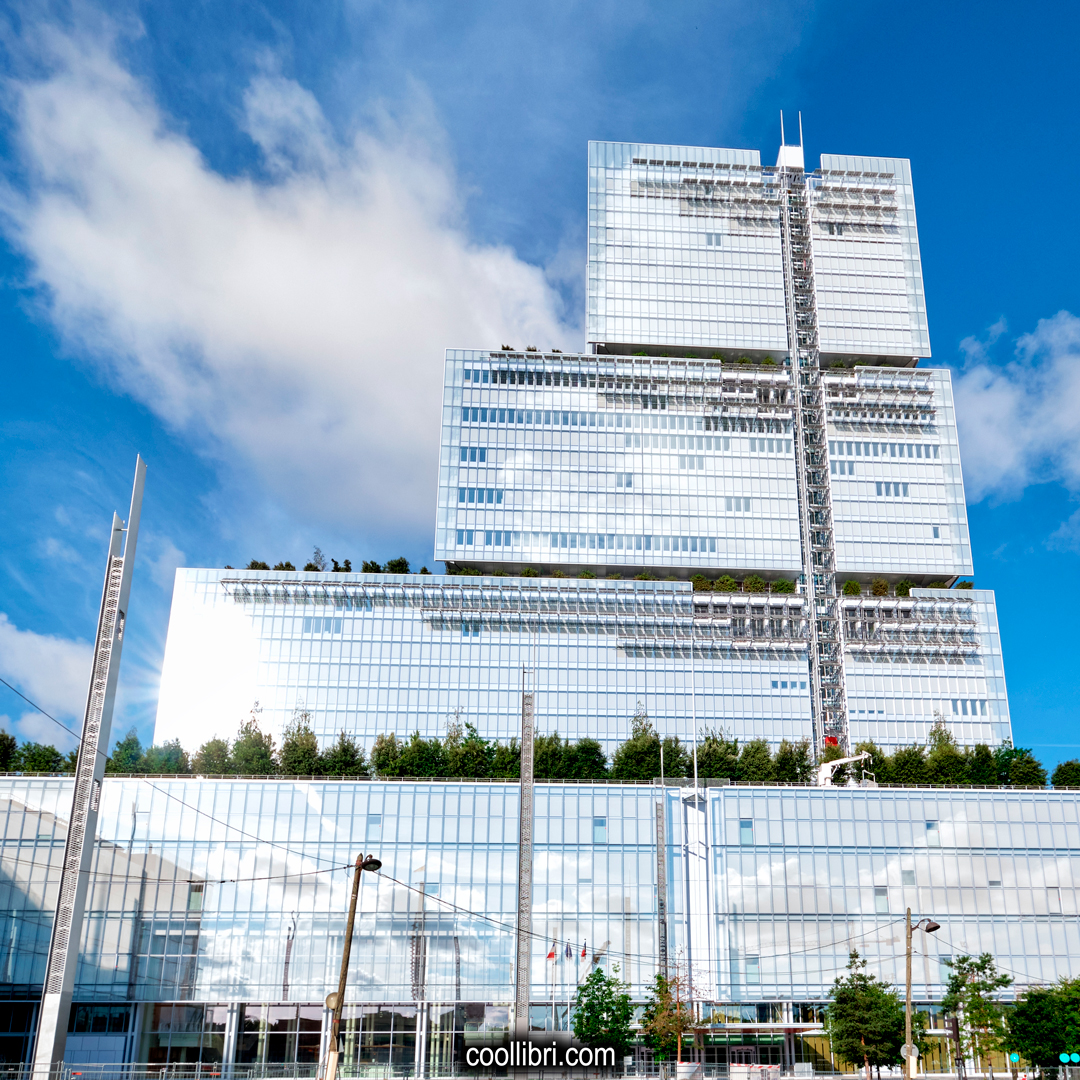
780,110,786,146
799,111,804,147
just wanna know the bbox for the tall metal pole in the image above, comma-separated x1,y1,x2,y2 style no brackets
514,646,536,1040
33,456,145,1078
905,908,914,1080
326,856,365,1080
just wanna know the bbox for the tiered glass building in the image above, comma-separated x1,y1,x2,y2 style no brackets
2,137,1064,1076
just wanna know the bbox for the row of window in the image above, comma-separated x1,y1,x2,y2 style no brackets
464,368,593,387
460,407,786,435
951,699,988,717
771,679,808,690
454,530,724,553
458,488,504,504
830,440,939,459
875,482,910,497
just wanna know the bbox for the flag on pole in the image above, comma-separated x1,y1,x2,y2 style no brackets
565,942,573,959
547,941,557,960
581,939,587,959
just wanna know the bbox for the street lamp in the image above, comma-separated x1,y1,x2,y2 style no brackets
324,854,383,1080
905,908,941,1080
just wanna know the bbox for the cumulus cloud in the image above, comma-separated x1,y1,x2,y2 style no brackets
1,25,579,538
954,311,1080,502
0,612,91,746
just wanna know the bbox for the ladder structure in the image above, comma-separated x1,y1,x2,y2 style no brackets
778,167,849,755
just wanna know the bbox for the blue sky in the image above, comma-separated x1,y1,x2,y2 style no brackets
1,0,1078,762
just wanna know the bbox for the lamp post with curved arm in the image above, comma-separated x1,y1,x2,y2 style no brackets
905,909,941,1080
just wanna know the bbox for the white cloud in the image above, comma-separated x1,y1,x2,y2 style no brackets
143,535,187,593
954,311,1080,502
0,613,92,747
1,26,579,538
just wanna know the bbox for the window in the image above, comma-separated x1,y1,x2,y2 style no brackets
745,957,760,984
616,473,633,487
901,870,916,886
926,821,940,847
874,886,889,914
1048,888,1062,914
187,883,204,912
726,497,752,513
460,446,487,463
933,526,940,538
739,819,754,845
366,814,382,841
462,619,481,638
593,817,607,844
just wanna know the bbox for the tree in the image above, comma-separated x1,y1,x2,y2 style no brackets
697,729,739,780
774,738,813,783
854,741,891,784
16,742,66,771
743,574,767,593
871,578,889,596
737,738,776,783
895,579,913,597
273,561,296,571
821,742,851,784
230,706,277,774
0,730,17,770
396,731,447,777
573,964,635,1058
192,737,231,774
384,557,410,574
142,740,191,774
491,738,520,778
942,953,1013,1074
925,720,969,785
321,731,369,776
534,732,568,779
304,547,327,572
715,575,738,592
564,738,609,780
826,951,905,1080
966,744,998,785
690,574,713,592
444,720,494,778
107,728,145,773
1008,979,1080,1068
371,733,403,776
280,709,321,775
995,746,1047,787
890,745,927,786
361,560,383,573
1052,760,1080,787
246,559,270,570
641,970,694,1061
842,579,862,596
772,578,796,594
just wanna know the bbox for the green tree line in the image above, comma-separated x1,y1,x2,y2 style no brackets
6,708,1079,787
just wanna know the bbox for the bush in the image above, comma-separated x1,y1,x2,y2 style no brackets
743,574,767,593
955,580,974,589
273,561,296,571
715,574,738,592
842,579,862,596
578,570,596,578
871,578,889,597
520,567,540,577
384,557,410,574
1052,760,1080,787
247,560,270,570
633,572,657,581
690,574,713,591
771,578,795,593
895,579,913,597
927,580,947,589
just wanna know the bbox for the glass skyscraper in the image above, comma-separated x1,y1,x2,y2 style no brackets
2,136,1041,1075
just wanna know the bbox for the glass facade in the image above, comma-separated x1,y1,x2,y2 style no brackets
586,141,929,362
2,777,1077,1070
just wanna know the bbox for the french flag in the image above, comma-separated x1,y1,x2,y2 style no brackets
547,941,557,960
